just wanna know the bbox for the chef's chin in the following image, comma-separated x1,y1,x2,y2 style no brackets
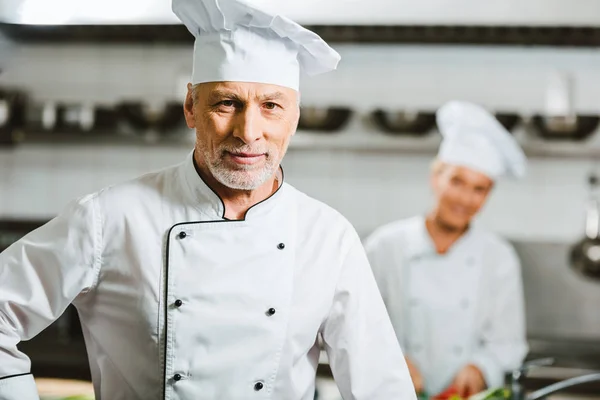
211,166,276,191
436,212,470,233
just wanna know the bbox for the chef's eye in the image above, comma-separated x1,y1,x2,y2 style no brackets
264,102,279,110
220,100,236,108
450,177,464,187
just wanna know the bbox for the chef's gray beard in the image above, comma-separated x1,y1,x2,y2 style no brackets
202,147,279,190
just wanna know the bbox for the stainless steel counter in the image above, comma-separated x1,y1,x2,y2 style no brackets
527,338,600,370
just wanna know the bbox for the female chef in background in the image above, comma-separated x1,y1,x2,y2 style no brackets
365,100,529,398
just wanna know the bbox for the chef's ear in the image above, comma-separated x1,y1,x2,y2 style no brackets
290,91,301,136
184,82,196,129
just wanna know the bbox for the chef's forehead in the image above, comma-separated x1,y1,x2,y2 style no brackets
192,81,300,103
434,160,495,183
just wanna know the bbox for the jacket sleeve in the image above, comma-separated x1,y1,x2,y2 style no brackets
470,245,529,389
321,230,416,400
0,194,102,400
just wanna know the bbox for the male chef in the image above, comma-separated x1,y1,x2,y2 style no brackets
365,101,529,398
0,0,416,399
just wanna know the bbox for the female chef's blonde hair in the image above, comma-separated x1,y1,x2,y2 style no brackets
430,158,447,176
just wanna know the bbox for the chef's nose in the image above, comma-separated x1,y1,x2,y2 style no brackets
232,106,262,144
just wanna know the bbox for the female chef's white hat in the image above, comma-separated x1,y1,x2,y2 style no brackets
436,101,527,180
171,0,341,91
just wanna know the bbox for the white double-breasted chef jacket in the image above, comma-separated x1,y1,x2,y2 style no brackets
0,153,416,400
364,216,528,396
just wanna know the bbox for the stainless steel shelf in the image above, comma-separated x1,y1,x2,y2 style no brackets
5,127,600,160
289,130,600,160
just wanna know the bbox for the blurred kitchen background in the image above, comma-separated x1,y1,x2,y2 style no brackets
1,0,600,399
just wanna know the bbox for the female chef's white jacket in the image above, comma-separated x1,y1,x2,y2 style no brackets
365,216,528,396
0,153,416,400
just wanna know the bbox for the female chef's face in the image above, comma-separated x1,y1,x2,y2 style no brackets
430,162,494,230
184,81,299,190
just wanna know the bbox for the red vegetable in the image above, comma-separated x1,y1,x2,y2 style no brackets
432,385,461,400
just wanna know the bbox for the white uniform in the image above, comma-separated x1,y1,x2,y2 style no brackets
0,154,416,400
365,216,528,396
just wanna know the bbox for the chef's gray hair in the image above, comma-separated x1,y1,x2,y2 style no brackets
190,83,301,108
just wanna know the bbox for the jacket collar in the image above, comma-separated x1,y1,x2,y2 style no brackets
179,150,286,221
404,216,437,261
405,215,476,260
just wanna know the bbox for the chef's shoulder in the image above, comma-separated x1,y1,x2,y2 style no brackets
287,185,361,246
477,228,522,275
289,185,353,230
363,216,421,252
89,163,178,218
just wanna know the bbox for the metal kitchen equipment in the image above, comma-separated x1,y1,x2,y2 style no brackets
510,358,600,400
298,106,352,132
495,113,521,132
570,174,600,281
117,101,185,142
510,358,554,400
527,373,600,400
372,109,435,136
0,87,26,145
531,114,599,141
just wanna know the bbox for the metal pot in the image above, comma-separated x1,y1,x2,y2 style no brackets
55,103,119,133
495,112,521,132
532,115,599,140
0,88,26,145
298,106,352,132
372,109,435,135
118,101,185,133
570,174,600,281
24,101,59,132
56,103,96,132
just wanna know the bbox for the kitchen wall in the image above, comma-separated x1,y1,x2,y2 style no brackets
1,42,598,243
4,43,600,112
0,144,592,243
